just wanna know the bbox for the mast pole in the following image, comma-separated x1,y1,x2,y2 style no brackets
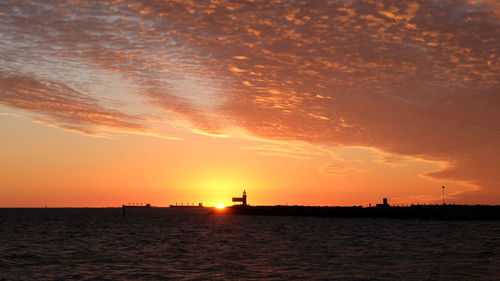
442,186,445,205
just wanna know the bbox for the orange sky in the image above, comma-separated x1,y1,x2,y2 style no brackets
0,0,499,207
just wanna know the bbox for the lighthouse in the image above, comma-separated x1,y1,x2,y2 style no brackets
232,190,248,206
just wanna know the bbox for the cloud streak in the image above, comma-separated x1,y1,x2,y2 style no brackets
0,72,145,135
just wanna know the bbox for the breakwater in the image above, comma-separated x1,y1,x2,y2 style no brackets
212,205,500,220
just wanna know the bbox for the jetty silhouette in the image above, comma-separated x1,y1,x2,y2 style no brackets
211,191,500,220
169,202,204,208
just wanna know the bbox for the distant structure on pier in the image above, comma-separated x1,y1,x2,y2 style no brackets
232,190,247,206
122,203,152,215
376,198,389,207
123,203,151,208
169,202,204,208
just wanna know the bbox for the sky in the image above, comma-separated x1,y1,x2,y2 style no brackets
1,0,499,207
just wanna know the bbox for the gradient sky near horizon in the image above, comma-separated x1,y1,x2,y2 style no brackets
1,0,499,207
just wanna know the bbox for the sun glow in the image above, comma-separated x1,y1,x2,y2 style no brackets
216,203,226,209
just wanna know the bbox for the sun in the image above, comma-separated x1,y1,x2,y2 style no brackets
216,203,226,209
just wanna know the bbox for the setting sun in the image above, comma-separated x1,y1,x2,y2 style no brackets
216,203,226,209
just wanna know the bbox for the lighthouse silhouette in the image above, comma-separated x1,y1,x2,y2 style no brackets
232,190,247,206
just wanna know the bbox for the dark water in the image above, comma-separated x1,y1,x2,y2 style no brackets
0,208,498,280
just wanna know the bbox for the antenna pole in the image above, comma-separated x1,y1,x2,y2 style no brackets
442,186,445,205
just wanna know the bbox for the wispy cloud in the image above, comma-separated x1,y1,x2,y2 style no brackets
375,156,410,167
319,163,349,177
0,72,146,135
242,144,323,160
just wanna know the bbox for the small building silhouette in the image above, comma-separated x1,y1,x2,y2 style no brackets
232,190,247,206
376,198,389,207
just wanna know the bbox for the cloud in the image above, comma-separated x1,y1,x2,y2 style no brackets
0,0,499,201
375,155,410,167
0,72,146,135
319,163,350,177
242,143,324,160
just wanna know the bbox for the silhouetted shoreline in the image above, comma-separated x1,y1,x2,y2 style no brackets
212,205,500,220
3,204,498,220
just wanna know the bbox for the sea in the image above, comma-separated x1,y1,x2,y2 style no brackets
0,208,498,281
